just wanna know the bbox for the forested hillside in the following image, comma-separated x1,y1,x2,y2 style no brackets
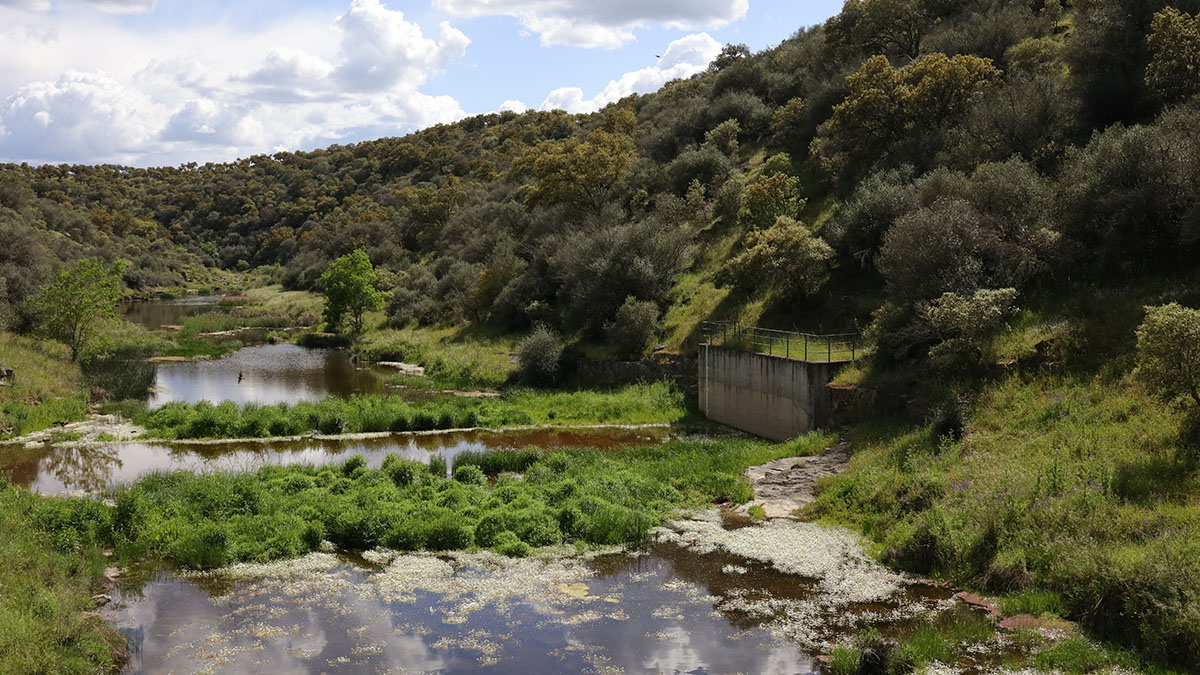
5,0,1198,357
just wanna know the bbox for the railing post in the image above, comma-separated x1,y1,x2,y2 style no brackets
828,340,831,363
804,335,808,361
786,334,790,359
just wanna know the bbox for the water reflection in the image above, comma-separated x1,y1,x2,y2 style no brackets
149,344,396,408
0,428,671,494
121,296,225,329
107,542,824,675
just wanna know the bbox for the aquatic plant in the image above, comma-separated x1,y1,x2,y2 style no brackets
93,437,824,570
136,381,687,440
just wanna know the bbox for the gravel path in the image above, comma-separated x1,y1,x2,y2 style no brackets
737,441,853,519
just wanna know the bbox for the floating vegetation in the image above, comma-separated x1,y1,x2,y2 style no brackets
655,510,904,604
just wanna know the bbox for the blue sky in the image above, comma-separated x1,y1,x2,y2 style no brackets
0,0,843,166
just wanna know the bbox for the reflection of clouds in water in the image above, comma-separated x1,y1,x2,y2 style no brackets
108,549,814,673
9,426,669,495
148,344,389,408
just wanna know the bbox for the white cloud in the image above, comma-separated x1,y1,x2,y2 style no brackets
540,32,721,113
1,0,155,13
332,0,469,92
0,0,470,165
498,99,527,113
0,70,166,162
434,0,747,48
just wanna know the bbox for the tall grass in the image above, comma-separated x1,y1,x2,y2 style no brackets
0,333,88,439
0,480,125,673
360,328,514,390
137,381,688,440
808,372,1200,669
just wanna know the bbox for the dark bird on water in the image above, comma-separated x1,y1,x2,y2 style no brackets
238,370,244,383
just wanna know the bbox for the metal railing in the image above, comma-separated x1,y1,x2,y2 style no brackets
701,321,859,363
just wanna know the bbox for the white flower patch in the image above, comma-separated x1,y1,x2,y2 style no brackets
371,550,600,625
655,510,903,604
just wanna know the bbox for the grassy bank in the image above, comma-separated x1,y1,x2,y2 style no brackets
0,333,89,439
0,480,124,673
136,381,687,440
809,372,1200,669
36,436,828,570
360,326,515,390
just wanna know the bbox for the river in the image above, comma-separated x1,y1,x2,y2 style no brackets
8,300,1002,672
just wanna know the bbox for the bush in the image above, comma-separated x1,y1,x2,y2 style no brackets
492,530,531,557
605,297,660,360
382,455,425,487
168,523,229,569
425,515,473,550
452,464,486,486
923,288,1018,371
516,324,562,385
1136,303,1200,407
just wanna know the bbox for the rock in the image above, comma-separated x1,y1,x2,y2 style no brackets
104,567,121,581
376,362,426,377
0,366,12,386
736,442,853,518
91,594,112,607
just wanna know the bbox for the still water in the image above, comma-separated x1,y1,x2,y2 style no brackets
121,295,227,328
148,343,398,408
108,543,825,674
0,427,671,494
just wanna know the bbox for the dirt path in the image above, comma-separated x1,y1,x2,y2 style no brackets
736,441,853,519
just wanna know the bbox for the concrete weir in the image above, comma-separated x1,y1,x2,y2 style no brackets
698,345,844,441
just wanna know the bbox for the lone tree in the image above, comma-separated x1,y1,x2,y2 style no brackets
1137,303,1200,406
320,249,384,336
34,258,124,362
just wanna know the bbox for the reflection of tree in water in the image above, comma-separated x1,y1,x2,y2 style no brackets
84,351,156,401
42,444,124,492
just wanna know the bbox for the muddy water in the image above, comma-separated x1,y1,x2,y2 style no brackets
104,529,967,675
0,427,671,494
148,343,399,408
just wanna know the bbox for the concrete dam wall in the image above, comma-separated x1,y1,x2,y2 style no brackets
697,345,843,441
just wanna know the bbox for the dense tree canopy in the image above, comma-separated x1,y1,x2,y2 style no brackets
2,0,1200,374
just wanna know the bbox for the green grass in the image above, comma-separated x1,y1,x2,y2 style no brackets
0,480,124,673
360,327,515,390
136,381,689,440
34,435,831,571
0,333,89,439
243,284,323,324
808,372,1200,669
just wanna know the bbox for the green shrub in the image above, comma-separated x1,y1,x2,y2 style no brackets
382,455,425,487
425,515,473,550
168,523,229,569
452,464,486,486
516,324,562,385
493,530,531,558
605,296,660,360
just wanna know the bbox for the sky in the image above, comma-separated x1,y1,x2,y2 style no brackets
0,0,843,167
